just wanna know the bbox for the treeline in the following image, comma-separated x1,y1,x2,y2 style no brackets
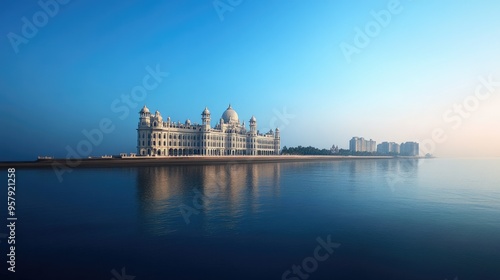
281,146,334,155
281,146,399,156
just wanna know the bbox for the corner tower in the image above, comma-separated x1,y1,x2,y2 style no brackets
248,116,257,155
201,107,211,131
274,128,280,155
137,105,151,155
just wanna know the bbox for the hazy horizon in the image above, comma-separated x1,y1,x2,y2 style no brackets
1,0,500,161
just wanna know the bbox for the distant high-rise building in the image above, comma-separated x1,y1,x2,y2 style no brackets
377,142,389,154
391,142,400,154
367,139,377,153
349,137,376,153
377,142,400,154
400,142,419,156
349,137,361,152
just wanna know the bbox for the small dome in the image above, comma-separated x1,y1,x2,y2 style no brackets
221,104,239,123
250,115,256,122
202,107,210,115
185,119,191,125
155,110,161,116
140,105,150,114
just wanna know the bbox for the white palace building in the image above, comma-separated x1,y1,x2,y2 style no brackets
137,104,280,156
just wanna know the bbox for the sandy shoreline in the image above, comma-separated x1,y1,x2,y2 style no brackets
0,155,416,169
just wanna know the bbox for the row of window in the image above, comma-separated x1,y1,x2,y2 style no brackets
140,131,273,144
140,140,278,150
142,133,200,140
139,148,278,156
141,141,202,147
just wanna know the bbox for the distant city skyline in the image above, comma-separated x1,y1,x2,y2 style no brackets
348,137,419,156
1,0,500,161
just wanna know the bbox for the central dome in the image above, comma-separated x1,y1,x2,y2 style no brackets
221,104,239,123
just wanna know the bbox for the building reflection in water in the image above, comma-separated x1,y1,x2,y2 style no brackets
337,158,420,192
344,158,419,179
135,163,281,236
381,158,420,187
135,159,418,236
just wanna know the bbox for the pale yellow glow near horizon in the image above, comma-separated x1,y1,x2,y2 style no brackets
427,97,500,157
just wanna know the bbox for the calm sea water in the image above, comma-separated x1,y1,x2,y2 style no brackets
2,158,500,280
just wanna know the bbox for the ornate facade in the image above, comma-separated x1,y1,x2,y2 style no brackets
137,105,280,156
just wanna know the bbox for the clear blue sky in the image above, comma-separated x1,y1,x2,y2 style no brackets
1,0,500,160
